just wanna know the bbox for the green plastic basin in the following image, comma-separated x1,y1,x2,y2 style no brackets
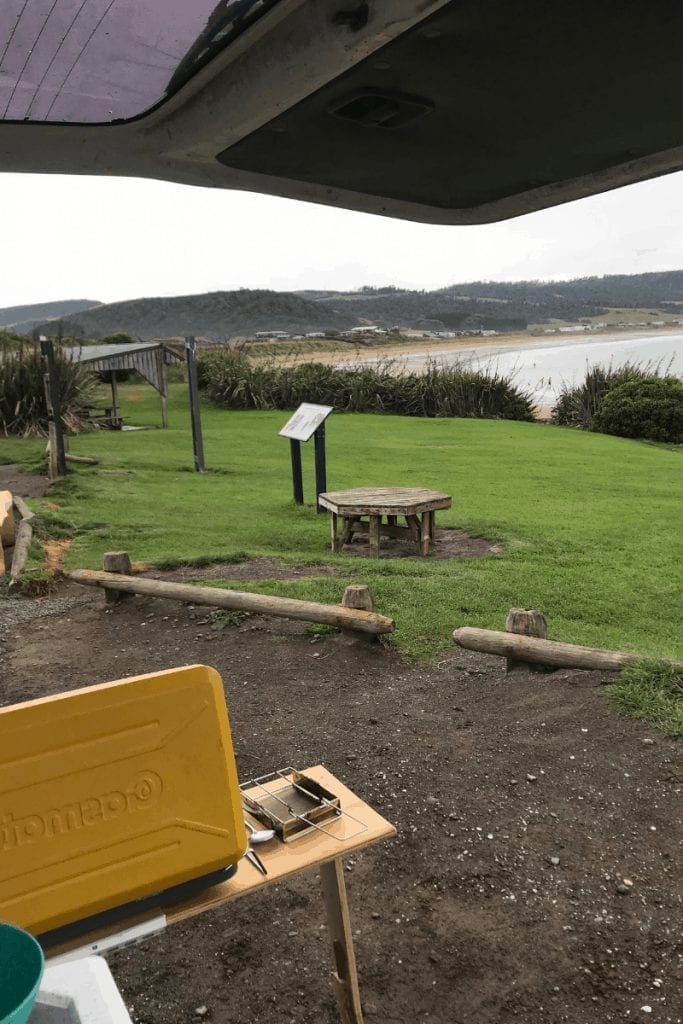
0,922,44,1024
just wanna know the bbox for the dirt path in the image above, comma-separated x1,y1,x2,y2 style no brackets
0,463,48,498
1,577,679,1024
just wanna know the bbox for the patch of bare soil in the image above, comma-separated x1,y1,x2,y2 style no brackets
1,583,679,1024
43,538,72,577
338,526,500,560
0,463,49,498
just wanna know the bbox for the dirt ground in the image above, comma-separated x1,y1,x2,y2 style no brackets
1,570,680,1024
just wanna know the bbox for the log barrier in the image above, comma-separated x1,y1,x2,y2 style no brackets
67,568,395,636
453,626,683,671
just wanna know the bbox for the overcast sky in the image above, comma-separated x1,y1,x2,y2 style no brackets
3,169,683,309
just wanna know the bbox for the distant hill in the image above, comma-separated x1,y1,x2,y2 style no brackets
30,289,359,341
15,271,683,340
305,271,683,329
0,299,101,333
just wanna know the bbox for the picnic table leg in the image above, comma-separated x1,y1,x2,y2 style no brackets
368,515,381,558
320,858,365,1024
405,514,421,549
330,512,339,552
420,511,433,556
340,516,357,547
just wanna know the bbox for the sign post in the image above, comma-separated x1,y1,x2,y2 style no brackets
279,403,333,510
40,337,67,479
289,439,304,504
313,423,327,512
185,336,206,473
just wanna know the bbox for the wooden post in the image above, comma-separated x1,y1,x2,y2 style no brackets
110,373,119,423
290,439,304,504
185,337,206,472
342,584,378,643
319,858,365,1024
314,423,327,513
342,585,374,612
156,347,169,429
102,551,133,605
505,607,548,673
41,338,67,477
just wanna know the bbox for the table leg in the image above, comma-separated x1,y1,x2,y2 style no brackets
368,515,381,558
320,858,365,1024
420,511,433,556
340,517,357,546
405,514,420,547
330,512,339,552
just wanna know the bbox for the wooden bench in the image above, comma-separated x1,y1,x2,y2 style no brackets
319,486,452,557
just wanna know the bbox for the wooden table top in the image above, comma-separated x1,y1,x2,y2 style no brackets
318,487,452,516
44,766,395,956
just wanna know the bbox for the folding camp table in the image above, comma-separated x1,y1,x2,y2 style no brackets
44,766,394,1024
0,668,394,1023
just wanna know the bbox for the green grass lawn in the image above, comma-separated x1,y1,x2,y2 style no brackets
8,382,683,661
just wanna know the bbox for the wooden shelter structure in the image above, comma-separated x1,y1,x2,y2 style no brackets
67,342,182,428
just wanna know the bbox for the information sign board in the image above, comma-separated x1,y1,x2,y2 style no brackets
279,403,333,442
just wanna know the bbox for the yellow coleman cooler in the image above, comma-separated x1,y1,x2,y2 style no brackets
0,665,247,938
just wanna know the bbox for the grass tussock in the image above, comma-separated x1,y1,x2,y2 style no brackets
198,352,536,421
607,660,682,737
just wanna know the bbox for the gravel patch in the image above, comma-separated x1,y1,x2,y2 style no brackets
0,593,90,639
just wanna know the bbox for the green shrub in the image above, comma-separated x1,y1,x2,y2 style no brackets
0,340,96,437
198,352,535,421
552,362,652,429
593,376,683,443
607,660,682,737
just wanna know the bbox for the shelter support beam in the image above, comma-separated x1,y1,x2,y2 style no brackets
156,348,169,428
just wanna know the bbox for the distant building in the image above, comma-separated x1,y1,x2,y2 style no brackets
341,325,387,337
253,330,290,340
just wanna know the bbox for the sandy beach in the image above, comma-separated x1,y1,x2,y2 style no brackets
329,325,683,366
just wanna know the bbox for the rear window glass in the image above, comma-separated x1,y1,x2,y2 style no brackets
0,0,279,124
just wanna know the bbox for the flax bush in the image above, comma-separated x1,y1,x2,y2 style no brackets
0,339,96,437
551,360,678,432
198,352,535,420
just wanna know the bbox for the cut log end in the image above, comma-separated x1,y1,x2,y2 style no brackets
505,607,548,673
342,585,375,613
341,585,379,644
103,552,133,574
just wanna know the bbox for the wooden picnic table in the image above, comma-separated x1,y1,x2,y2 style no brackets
319,487,452,557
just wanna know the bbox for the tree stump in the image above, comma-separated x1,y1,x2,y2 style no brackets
103,551,133,605
505,607,548,673
341,585,377,644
